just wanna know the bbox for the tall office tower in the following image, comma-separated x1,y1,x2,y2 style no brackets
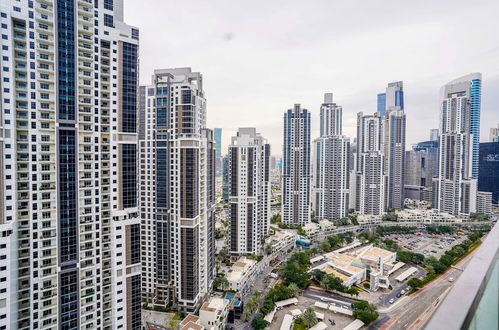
228,128,271,256
0,1,141,329
478,142,499,205
139,68,215,313
430,128,440,142
384,108,406,210
377,81,404,118
314,94,350,220
433,77,479,216
356,113,386,215
214,128,222,157
441,74,482,177
490,124,499,142
377,81,406,210
404,140,439,202
282,104,311,225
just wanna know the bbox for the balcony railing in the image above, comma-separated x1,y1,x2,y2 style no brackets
426,222,499,330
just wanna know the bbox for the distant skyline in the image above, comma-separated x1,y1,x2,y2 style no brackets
126,0,499,156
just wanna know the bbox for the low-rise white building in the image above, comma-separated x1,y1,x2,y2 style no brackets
476,191,493,217
357,214,382,226
354,245,397,290
396,209,463,225
267,230,297,255
199,297,230,330
303,222,321,239
312,253,366,287
226,257,258,291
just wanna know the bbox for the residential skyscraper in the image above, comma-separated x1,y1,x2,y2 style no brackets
404,140,439,202
228,128,271,256
282,104,311,225
442,74,482,177
139,68,215,313
0,0,141,328
377,81,404,118
377,81,406,210
356,113,386,215
384,108,406,210
314,94,350,220
433,76,479,215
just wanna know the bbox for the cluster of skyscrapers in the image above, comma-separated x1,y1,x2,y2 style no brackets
0,0,496,328
281,74,493,224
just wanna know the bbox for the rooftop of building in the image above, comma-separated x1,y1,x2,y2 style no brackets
354,245,395,261
200,297,226,313
179,315,203,330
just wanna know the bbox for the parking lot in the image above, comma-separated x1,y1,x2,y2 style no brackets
384,232,468,259
268,293,355,330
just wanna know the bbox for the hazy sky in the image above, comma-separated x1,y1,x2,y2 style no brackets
125,0,499,156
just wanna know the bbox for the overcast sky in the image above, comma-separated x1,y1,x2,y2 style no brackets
125,0,499,156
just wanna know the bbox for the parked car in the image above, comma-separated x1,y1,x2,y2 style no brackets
448,277,454,282
389,298,395,304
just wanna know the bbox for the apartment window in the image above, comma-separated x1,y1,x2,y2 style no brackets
104,14,114,27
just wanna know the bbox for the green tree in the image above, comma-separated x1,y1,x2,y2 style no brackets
281,261,310,288
213,275,229,291
167,313,182,330
311,269,326,283
288,283,300,297
259,298,275,316
320,241,331,252
251,317,269,330
267,284,291,302
302,307,318,328
408,278,423,289
352,301,379,324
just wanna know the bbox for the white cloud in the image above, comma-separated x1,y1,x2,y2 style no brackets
125,0,499,155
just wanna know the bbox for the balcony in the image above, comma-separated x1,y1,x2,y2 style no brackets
427,223,499,330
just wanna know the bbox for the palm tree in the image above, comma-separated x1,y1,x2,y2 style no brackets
288,283,300,297
302,307,318,328
242,309,252,321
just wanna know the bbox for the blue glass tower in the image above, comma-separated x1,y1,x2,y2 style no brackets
377,81,404,118
478,142,499,204
470,78,482,178
214,128,222,157
377,93,386,117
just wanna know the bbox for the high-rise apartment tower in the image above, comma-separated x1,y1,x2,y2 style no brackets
139,68,215,313
0,0,141,328
282,104,311,224
314,94,350,220
228,128,271,256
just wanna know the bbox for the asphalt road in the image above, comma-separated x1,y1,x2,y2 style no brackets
378,263,426,306
369,246,478,330
302,290,354,309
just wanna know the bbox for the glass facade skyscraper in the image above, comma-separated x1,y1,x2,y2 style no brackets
478,142,499,205
214,127,222,157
